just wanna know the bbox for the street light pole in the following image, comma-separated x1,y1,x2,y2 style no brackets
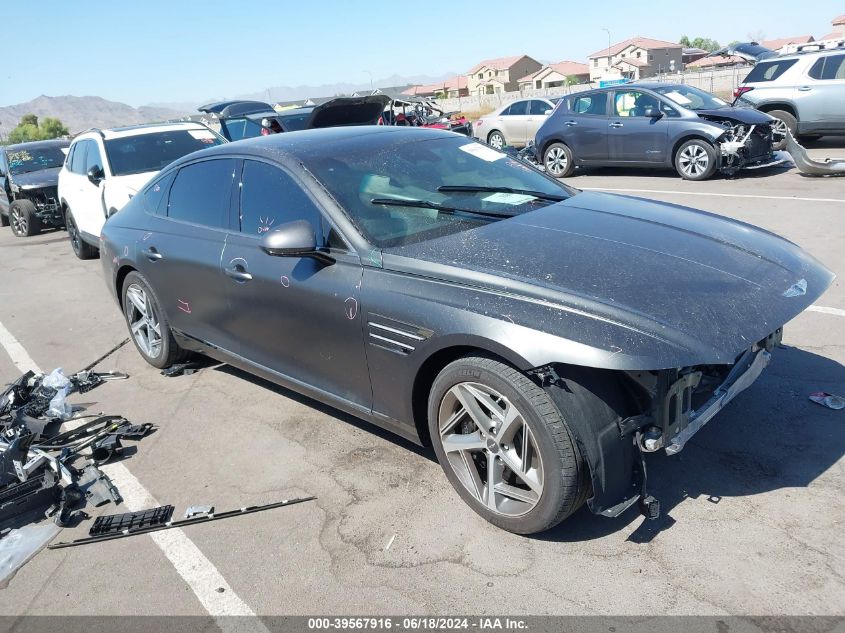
601,28,612,77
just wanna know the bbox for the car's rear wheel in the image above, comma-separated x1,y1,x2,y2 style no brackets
0,211,8,227
487,130,506,149
428,355,589,534
122,271,188,369
767,110,797,151
66,208,98,259
674,139,717,181
9,200,40,237
543,142,575,178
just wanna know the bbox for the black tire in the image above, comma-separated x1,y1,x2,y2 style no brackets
428,355,589,534
767,109,797,151
0,211,8,227
543,142,575,178
674,139,718,181
487,130,506,149
9,200,41,237
65,208,98,260
122,271,189,369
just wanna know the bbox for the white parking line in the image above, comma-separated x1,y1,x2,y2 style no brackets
0,319,267,629
808,305,845,318
580,187,845,204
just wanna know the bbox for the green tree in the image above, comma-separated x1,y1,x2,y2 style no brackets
7,114,69,144
679,35,692,47
679,36,721,52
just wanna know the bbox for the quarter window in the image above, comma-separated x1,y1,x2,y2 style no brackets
143,172,175,215
821,54,845,80
167,159,234,229
239,160,322,241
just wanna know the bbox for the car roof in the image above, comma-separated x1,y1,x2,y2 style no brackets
73,121,213,141
164,125,457,168
4,139,70,152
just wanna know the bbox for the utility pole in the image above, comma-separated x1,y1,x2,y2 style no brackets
601,28,612,77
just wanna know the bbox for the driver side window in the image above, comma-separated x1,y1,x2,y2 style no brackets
613,91,658,117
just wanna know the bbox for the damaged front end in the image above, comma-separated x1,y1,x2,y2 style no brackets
710,120,785,176
13,185,64,227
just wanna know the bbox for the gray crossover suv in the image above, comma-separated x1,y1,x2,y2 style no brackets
730,44,845,149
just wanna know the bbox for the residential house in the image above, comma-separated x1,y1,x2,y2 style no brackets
517,61,591,90
820,14,845,41
682,47,709,65
466,55,543,95
588,37,683,81
761,35,815,53
401,76,469,99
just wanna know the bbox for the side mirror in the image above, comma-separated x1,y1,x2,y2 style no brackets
544,109,554,115
260,219,333,264
643,106,663,119
87,165,105,185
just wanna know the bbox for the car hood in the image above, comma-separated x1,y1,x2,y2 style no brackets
695,107,775,125
11,167,61,189
109,171,158,194
383,191,834,368
710,42,777,63
306,95,391,129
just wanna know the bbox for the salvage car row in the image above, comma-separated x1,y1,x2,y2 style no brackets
0,73,837,535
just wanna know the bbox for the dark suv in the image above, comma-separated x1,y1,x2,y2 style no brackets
535,83,778,180
0,139,70,237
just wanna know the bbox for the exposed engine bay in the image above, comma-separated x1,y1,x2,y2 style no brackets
11,185,63,227
704,118,787,176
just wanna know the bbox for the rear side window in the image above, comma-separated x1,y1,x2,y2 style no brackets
238,160,322,239
808,57,825,79
167,159,234,229
744,59,797,82
70,141,89,174
143,172,176,215
506,101,528,116
821,54,845,80
570,93,607,115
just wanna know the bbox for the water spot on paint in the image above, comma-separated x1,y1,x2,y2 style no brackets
280,275,290,288
123,245,129,257
344,297,358,320
178,299,192,314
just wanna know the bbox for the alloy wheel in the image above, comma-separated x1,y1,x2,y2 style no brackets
678,144,709,178
546,147,568,176
10,208,27,236
488,133,504,149
125,284,162,359
770,119,788,143
438,382,544,517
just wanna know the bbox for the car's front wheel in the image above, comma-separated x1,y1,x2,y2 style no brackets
674,139,717,181
65,208,99,259
543,142,575,178
428,355,589,534
122,271,187,369
9,200,41,237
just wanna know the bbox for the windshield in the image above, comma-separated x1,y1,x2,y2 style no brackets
6,146,66,175
652,85,729,110
104,129,223,176
302,134,577,248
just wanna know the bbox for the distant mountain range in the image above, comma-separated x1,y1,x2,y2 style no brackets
0,72,458,136
0,95,188,135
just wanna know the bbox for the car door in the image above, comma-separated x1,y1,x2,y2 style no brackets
498,100,530,145
138,158,235,351
526,100,554,141
0,150,9,217
608,90,670,162
803,54,845,133
220,158,371,407
560,92,609,161
76,139,109,237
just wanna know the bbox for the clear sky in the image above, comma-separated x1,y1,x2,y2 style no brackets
1,0,839,107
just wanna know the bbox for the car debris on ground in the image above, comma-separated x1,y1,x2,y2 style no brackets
785,132,845,176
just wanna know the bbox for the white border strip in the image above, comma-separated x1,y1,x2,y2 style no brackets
580,187,845,204
0,319,267,628
807,305,845,318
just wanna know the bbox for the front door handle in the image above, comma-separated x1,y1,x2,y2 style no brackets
565,121,578,126
609,122,624,128
142,247,162,261
797,86,812,91
224,265,253,282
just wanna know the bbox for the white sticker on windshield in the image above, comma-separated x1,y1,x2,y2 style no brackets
188,130,217,140
459,143,506,162
664,91,693,106
482,192,536,205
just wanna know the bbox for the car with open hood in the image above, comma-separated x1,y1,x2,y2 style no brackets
1,139,69,237
200,95,391,141
722,42,845,149
535,83,781,180
99,126,833,534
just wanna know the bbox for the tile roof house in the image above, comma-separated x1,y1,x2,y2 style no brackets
401,75,468,99
588,37,683,80
761,35,815,52
466,55,543,95
820,14,845,40
517,61,591,90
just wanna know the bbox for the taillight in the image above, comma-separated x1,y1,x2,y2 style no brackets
733,86,754,98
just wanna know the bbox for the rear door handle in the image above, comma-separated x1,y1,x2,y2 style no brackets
797,86,812,91
609,122,624,128
224,266,253,282
142,247,162,261
565,121,578,126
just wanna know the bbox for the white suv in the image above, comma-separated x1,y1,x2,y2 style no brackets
58,122,225,259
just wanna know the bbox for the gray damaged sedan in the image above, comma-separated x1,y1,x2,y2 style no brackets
100,127,833,534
